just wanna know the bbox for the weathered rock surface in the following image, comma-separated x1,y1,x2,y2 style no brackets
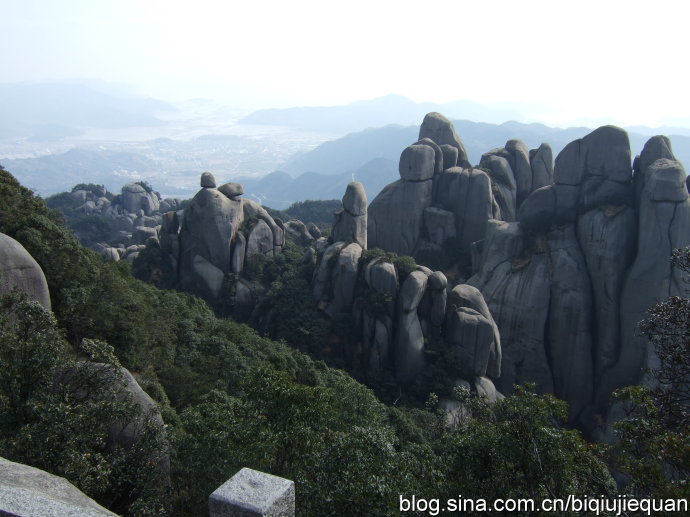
395,271,428,384
530,143,554,192
577,206,635,384
179,187,242,297
200,171,217,188
325,243,363,318
434,168,494,257
246,219,275,259
0,456,117,516
448,284,501,378
284,220,315,247
418,112,470,167
121,183,160,215
616,158,690,390
368,179,433,256
468,221,553,396
546,226,594,422
480,153,517,221
0,232,51,310
333,182,367,249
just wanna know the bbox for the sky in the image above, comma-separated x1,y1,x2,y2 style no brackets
2,0,689,128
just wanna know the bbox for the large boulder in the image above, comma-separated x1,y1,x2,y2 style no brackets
246,219,275,259
434,168,494,257
395,271,428,384
181,187,242,273
546,226,594,423
121,183,159,215
325,243,363,318
480,153,517,221
418,112,470,167
332,182,367,249
0,456,117,516
0,233,51,310
615,158,690,391
529,143,554,192
448,284,501,378
577,205,636,387
368,179,433,256
468,222,553,395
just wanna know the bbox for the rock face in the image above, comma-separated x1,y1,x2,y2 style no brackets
368,116,498,276
0,456,117,516
418,112,470,167
332,182,367,249
395,270,429,384
121,182,160,215
0,232,51,310
311,178,505,395
179,186,243,300
468,223,553,397
156,173,285,308
616,156,690,391
368,178,433,256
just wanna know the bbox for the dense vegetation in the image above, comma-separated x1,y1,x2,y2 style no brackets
1,165,688,515
264,198,341,229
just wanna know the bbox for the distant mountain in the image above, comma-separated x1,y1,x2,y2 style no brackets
282,125,418,176
239,94,526,135
281,119,690,183
237,158,398,209
2,148,158,195
0,83,176,141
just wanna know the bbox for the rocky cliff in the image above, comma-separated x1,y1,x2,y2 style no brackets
360,114,689,434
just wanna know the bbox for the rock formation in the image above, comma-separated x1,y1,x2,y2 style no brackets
332,182,367,249
0,232,51,310
0,456,117,516
157,173,285,310
362,114,690,433
61,182,181,263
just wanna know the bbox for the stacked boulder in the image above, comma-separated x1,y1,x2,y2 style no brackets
159,173,285,310
368,113,553,278
69,182,184,263
312,181,503,397
363,114,690,434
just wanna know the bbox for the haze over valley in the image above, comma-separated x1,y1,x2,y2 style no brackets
4,83,690,208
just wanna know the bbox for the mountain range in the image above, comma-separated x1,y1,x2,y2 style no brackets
2,85,689,207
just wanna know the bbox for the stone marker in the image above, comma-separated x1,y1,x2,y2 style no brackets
209,468,295,517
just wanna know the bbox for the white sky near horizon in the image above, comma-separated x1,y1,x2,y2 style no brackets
1,0,689,128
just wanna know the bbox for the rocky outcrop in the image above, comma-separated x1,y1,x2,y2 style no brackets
0,456,117,516
615,156,690,391
332,182,367,249
368,143,436,256
179,181,243,300
434,168,494,258
0,232,51,310
468,222,553,397
54,362,169,481
368,117,498,278
395,270,429,384
121,182,160,215
152,173,286,308
418,112,470,168
480,154,517,221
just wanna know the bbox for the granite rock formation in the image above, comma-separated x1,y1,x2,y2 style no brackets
0,232,51,310
157,173,285,310
363,114,690,433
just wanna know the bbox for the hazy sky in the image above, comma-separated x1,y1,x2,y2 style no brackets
2,0,689,128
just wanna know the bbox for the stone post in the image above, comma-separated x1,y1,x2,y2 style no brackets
209,468,295,517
